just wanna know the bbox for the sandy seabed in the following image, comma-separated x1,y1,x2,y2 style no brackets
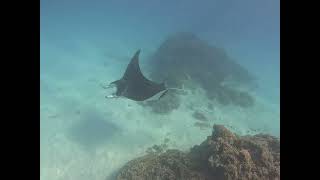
40,44,279,180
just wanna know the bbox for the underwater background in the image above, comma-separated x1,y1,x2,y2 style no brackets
40,0,279,180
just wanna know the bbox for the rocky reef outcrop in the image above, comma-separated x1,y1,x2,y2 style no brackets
189,125,280,180
115,125,280,180
143,32,256,113
150,32,254,84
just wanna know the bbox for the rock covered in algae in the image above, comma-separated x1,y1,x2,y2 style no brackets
114,124,280,180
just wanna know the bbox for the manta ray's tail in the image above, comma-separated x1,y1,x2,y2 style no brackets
167,87,188,93
162,77,188,93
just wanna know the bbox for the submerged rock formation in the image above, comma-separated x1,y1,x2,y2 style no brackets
189,125,280,180
146,32,256,108
116,150,207,180
114,125,280,180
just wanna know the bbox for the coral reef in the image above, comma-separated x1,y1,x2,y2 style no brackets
148,32,256,108
189,125,280,180
116,150,207,180
114,125,280,180
146,138,170,154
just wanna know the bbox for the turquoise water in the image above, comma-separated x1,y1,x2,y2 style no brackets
40,0,279,180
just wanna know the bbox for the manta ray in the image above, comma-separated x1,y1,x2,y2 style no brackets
103,49,169,101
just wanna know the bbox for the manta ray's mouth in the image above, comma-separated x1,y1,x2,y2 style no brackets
100,83,118,99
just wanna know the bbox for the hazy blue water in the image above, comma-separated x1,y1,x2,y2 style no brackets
41,0,279,179
41,0,279,99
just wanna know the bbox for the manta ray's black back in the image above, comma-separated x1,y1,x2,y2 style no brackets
111,50,167,101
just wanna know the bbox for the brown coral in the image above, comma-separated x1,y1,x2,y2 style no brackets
114,124,280,180
116,150,207,180
189,125,280,180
